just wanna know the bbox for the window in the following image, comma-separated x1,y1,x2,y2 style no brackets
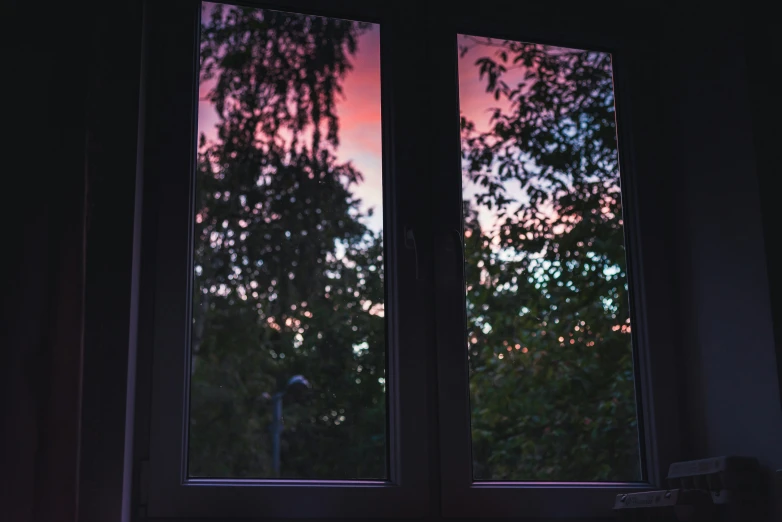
190,2,387,481
458,36,642,483
138,2,677,519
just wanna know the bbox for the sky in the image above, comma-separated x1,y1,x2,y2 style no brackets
197,16,385,231
333,31,529,234
324,30,529,234
334,31,526,234
457,35,530,233
195,8,571,236
336,32,535,235
332,26,383,232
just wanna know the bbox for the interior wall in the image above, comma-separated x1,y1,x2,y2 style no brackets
665,9,782,474
743,5,782,450
2,1,144,522
1,2,88,522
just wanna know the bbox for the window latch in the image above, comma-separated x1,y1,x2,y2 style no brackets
434,229,463,287
404,226,424,280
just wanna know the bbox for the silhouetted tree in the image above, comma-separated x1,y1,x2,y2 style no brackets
189,4,385,479
189,6,641,483
460,38,640,481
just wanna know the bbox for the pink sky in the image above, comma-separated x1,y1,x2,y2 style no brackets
195,14,527,235
339,32,530,233
334,31,526,233
457,35,530,232
196,17,384,231
334,26,383,232
457,35,521,133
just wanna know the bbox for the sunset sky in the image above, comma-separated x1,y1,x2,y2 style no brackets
329,30,529,233
197,18,385,230
196,8,534,234
457,35,530,233
331,29,527,234
331,25,383,232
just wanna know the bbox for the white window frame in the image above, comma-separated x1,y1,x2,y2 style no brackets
138,0,433,518
428,7,682,518
134,1,682,520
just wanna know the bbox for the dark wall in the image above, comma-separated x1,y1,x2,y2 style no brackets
744,7,782,446
2,1,88,521
2,1,143,521
664,9,782,473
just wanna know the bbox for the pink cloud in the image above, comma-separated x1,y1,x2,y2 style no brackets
334,26,383,230
195,20,386,230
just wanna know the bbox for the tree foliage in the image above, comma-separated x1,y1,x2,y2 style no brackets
189,4,641,483
190,4,385,479
460,38,640,481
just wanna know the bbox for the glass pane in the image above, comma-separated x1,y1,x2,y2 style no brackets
189,2,385,479
458,35,642,481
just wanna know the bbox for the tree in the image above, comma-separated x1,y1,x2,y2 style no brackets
188,4,641,483
189,4,385,479
460,38,641,481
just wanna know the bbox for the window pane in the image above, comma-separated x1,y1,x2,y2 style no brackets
458,35,642,481
189,2,385,479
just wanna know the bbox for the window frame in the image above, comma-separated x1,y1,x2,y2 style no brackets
427,4,683,519
138,0,435,518
133,1,682,520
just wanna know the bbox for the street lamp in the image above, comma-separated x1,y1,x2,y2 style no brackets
270,374,311,477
